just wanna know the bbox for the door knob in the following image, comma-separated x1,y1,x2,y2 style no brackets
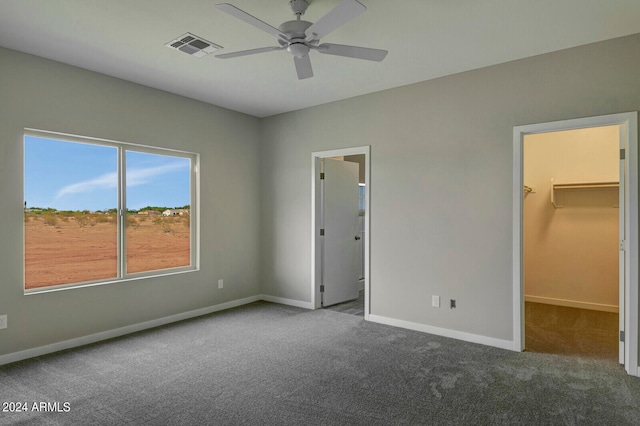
354,236,361,240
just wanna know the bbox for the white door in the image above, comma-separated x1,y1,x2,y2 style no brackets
321,158,360,307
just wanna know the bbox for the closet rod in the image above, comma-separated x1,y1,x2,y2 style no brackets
553,182,618,190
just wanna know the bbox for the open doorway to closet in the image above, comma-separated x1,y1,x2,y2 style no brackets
513,112,639,377
523,126,620,360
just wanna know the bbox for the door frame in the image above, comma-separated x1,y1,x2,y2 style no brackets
312,146,370,319
512,112,638,376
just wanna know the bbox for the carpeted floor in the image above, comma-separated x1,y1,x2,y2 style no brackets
1,301,639,425
525,302,619,359
329,297,619,360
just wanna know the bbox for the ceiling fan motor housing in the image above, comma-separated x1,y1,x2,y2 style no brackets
278,20,314,57
278,20,312,39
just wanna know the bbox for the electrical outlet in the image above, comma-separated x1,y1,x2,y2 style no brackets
450,299,456,309
432,295,440,308
0,315,7,330
218,279,224,289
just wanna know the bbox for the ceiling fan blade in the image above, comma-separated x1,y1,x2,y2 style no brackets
316,43,388,62
216,46,285,59
305,0,366,41
216,3,286,39
294,55,313,80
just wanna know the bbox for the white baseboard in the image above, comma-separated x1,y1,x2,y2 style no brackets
368,314,515,352
525,295,619,313
0,295,261,366
260,294,313,310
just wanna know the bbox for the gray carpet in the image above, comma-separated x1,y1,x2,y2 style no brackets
1,301,640,425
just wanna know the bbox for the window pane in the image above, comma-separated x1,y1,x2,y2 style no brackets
125,151,191,274
24,136,118,289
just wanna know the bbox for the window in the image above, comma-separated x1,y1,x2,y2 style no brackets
23,130,198,292
358,183,366,215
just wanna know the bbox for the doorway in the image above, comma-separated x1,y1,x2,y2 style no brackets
523,126,620,360
513,112,638,377
312,146,370,319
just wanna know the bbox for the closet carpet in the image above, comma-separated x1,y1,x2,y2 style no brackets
525,301,619,359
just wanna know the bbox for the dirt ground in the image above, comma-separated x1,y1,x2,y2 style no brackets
24,213,190,289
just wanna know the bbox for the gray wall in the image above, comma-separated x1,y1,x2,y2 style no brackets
259,34,640,342
3,32,640,359
0,47,261,356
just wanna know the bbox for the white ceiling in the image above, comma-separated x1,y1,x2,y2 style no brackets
1,0,640,118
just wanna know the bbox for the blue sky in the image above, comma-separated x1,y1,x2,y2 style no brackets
24,136,191,211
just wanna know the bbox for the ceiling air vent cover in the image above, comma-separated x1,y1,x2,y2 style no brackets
165,33,222,57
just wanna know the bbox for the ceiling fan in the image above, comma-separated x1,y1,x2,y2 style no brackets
215,0,388,79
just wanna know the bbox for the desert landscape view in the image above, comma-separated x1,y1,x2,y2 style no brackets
24,211,190,289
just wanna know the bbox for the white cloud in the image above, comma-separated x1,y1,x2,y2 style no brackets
126,162,187,187
55,172,117,198
55,162,188,199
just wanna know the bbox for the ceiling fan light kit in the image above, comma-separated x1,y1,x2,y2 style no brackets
215,0,388,79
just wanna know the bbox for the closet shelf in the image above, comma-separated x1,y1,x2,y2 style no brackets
551,179,619,208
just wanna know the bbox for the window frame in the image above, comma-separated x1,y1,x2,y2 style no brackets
23,128,200,294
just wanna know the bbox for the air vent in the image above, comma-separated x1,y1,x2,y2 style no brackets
165,33,222,58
